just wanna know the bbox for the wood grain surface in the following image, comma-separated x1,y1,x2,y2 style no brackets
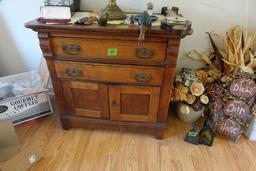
15,102,256,171
52,37,167,62
109,85,160,122
55,61,164,86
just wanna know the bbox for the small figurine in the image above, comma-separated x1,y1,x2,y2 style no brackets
161,7,168,16
124,15,135,24
184,126,200,145
96,10,109,26
130,15,135,24
199,119,215,146
171,7,179,15
147,2,153,16
138,11,152,45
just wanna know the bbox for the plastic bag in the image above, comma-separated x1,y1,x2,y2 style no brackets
13,72,43,96
0,82,15,100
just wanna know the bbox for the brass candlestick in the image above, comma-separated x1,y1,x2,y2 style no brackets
104,0,126,20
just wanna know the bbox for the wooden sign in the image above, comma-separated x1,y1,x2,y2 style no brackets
224,100,250,121
211,99,223,112
216,119,241,139
229,79,256,98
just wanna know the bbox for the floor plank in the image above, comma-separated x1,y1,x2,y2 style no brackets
15,107,256,171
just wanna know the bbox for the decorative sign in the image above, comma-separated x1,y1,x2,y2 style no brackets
216,119,241,139
211,99,223,112
229,79,256,98
224,100,250,121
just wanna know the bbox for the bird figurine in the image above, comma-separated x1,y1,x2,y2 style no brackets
138,11,152,46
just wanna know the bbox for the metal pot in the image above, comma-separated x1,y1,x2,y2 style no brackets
176,102,204,124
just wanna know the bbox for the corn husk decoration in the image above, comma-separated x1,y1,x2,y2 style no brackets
188,26,256,75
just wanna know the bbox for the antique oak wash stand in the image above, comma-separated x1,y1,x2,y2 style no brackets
25,19,192,139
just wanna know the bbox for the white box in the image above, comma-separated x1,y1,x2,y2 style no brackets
0,71,53,125
245,117,256,141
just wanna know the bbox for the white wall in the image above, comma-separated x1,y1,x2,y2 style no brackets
82,0,248,70
0,0,43,76
249,0,256,31
0,0,253,76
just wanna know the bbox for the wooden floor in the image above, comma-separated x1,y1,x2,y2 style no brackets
16,107,256,171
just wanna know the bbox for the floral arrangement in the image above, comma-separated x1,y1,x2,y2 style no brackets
172,67,221,113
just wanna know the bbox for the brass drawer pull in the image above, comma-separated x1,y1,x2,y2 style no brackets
134,72,153,82
65,67,83,77
134,48,155,59
62,44,81,55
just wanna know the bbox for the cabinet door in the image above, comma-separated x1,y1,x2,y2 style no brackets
109,85,160,122
62,81,109,119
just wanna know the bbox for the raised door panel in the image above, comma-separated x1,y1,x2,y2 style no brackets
62,81,109,119
109,85,160,122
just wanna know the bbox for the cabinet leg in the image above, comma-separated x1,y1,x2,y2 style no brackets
155,127,165,139
60,117,71,130
61,123,70,130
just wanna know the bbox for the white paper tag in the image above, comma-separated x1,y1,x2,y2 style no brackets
28,154,36,164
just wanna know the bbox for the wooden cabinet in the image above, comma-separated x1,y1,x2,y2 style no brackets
25,19,192,139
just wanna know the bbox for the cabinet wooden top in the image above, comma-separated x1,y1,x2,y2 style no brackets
25,20,192,39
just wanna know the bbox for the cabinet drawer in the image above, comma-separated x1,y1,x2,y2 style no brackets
55,62,164,86
52,37,167,62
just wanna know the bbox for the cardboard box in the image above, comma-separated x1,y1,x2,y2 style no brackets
0,140,44,171
245,117,256,141
0,59,46,170
0,120,20,162
0,71,53,125
0,120,44,171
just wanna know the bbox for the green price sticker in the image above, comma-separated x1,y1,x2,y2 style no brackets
108,48,118,57
188,131,198,137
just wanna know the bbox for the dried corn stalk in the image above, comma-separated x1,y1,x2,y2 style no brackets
222,26,255,74
188,26,256,74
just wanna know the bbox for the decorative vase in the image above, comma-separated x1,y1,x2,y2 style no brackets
96,11,109,26
176,102,204,124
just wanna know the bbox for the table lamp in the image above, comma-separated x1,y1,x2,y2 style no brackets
104,0,126,20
